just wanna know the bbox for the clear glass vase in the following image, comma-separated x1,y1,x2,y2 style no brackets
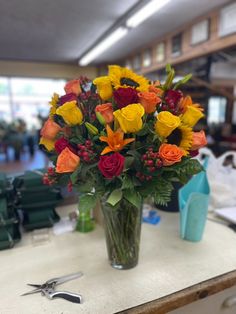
101,197,142,270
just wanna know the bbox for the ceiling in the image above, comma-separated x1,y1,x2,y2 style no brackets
0,0,232,65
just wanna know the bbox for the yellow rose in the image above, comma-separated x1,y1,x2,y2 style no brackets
93,76,113,100
181,106,204,127
113,103,145,133
39,137,55,151
56,101,83,126
155,111,181,138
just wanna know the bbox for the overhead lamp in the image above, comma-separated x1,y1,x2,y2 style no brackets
79,27,128,66
126,0,170,28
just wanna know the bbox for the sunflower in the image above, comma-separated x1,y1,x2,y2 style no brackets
108,65,149,92
166,124,193,156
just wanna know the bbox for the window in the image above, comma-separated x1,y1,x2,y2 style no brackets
143,49,152,67
0,77,66,129
219,2,236,37
171,33,182,57
133,55,141,71
155,42,165,63
191,19,209,45
207,97,227,124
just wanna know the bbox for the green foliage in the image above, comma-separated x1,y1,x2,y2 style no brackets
153,178,174,206
162,158,204,184
70,166,81,184
173,74,192,90
78,193,97,212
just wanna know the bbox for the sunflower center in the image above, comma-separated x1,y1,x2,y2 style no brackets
167,128,182,146
120,77,139,88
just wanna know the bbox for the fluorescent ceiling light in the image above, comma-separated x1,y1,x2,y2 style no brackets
79,27,128,66
127,0,170,28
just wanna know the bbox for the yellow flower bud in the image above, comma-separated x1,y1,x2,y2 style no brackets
56,101,83,126
155,111,181,138
85,122,99,135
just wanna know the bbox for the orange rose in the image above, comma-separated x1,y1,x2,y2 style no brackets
149,81,164,97
138,92,161,114
159,143,184,166
64,79,82,96
191,130,207,150
40,118,62,140
56,147,80,173
95,103,114,124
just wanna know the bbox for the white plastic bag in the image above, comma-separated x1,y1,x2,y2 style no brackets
197,148,236,210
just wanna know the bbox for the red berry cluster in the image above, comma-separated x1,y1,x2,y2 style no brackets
43,167,57,186
136,172,152,181
142,147,163,172
77,140,96,163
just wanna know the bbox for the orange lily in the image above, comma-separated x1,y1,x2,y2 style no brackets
100,125,135,155
179,95,204,113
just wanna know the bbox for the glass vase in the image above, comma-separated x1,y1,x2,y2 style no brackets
101,197,143,270
76,200,95,233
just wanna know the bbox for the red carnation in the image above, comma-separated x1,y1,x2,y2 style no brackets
113,87,139,109
59,93,77,106
55,138,76,154
98,153,125,179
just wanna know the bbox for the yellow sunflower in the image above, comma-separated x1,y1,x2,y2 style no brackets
108,65,149,92
49,93,59,117
166,124,193,156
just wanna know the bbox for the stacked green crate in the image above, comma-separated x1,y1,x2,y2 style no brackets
14,169,61,231
0,174,21,250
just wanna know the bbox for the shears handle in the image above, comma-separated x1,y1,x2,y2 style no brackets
43,289,83,304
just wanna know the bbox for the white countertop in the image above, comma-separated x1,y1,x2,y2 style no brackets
0,206,236,314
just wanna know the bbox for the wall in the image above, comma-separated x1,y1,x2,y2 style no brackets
0,60,97,79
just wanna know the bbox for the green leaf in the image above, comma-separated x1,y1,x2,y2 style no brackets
78,193,97,212
123,189,142,209
136,124,149,136
163,68,175,90
107,189,123,206
70,167,81,184
81,162,98,180
76,181,94,193
153,178,174,206
121,175,133,190
173,74,192,90
124,156,134,170
166,63,172,73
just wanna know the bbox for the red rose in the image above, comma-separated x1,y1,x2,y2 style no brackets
59,93,77,106
55,138,76,154
165,90,182,107
113,87,139,109
98,152,125,179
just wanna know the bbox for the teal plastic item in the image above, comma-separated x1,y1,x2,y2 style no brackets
178,158,210,242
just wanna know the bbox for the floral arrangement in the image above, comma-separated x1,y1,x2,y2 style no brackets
40,64,207,211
